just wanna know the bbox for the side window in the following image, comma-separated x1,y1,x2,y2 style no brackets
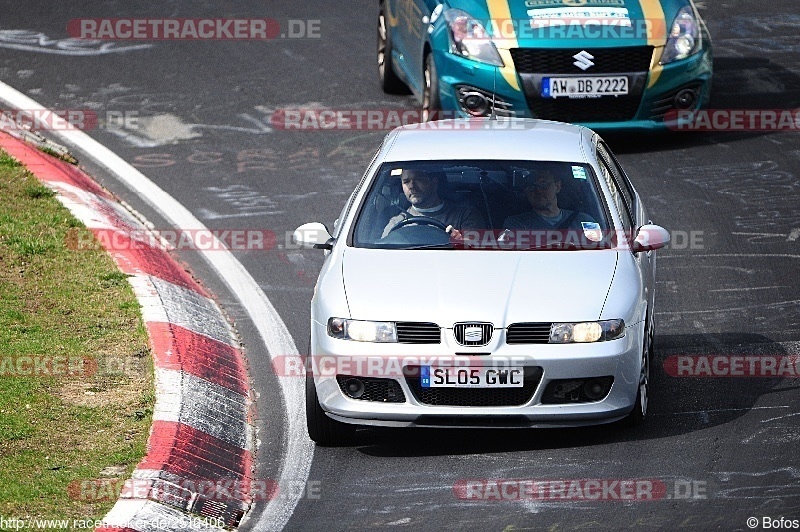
601,143,637,221
596,143,635,229
598,157,633,234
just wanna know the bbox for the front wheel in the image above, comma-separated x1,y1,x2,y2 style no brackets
306,373,356,446
623,317,652,427
378,2,410,94
421,54,442,122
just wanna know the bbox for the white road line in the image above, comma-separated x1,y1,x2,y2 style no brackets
708,286,787,292
656,300,800,315
761,411,800,424
0,81,313,532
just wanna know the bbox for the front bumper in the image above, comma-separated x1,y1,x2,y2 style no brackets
432,46,712,131
310,319,643,428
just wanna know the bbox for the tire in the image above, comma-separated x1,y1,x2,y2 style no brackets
623,315,652,427
306,373,356,446
422,53,442,122
378,2,410,94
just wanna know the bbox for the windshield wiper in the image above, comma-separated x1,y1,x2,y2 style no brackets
402,242,459,250
525,241,581,251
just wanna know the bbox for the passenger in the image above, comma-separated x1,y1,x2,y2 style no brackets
503,170,596,231
382,169,485,239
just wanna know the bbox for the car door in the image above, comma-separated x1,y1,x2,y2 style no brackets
384,0,409,82
395,0,430,94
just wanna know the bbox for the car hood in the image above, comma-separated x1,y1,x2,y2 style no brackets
342,248,618,326
445,0,674,49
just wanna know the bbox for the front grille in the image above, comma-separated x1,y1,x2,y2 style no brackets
512,47,652,123
510,47,654,74
404,366,543,406
396,322,441,344
453,323,494,346
530,97,642,123
336,375,406,403
506,323,552,344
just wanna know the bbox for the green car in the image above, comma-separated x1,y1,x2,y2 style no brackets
378,0,712,130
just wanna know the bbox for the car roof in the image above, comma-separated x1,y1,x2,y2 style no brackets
381,118,592,163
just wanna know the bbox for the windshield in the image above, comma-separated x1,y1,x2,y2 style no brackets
351,160,615,250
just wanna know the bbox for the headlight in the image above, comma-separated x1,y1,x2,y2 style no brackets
443,9,504,67
327,318,397,342
550,320,625,343
660,5,701,64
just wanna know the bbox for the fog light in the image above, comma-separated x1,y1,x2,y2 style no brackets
343,378,365,399
674,89,698,110
584,379,609,401
461,91,489,116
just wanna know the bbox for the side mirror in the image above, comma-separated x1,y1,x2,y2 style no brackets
632,224,670,253
293,222,334,250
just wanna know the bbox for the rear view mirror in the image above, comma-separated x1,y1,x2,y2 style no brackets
632,224,670,252
293,222,334,250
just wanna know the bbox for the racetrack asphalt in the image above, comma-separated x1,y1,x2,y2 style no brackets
1,0,799,530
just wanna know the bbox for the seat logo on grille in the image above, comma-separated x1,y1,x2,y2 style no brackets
573,50,595,71
464,327,483,342
455,322,492,345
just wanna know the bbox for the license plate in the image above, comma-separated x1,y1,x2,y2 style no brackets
542,76,628,98
421,366,524,388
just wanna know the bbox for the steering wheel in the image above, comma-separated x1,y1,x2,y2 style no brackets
387,216,449,234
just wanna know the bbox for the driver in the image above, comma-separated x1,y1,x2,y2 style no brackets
381,169,485,239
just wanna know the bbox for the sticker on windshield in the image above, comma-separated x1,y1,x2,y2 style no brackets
582,221,602,242
572,166,587,179
525,0,626,6
527,7,631,27
391,168,403,176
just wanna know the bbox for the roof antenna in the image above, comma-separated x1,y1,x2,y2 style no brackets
490,66,497,120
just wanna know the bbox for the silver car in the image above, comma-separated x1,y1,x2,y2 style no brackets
294,118,669,445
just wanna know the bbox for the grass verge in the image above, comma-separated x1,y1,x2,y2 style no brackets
0,149,153,523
